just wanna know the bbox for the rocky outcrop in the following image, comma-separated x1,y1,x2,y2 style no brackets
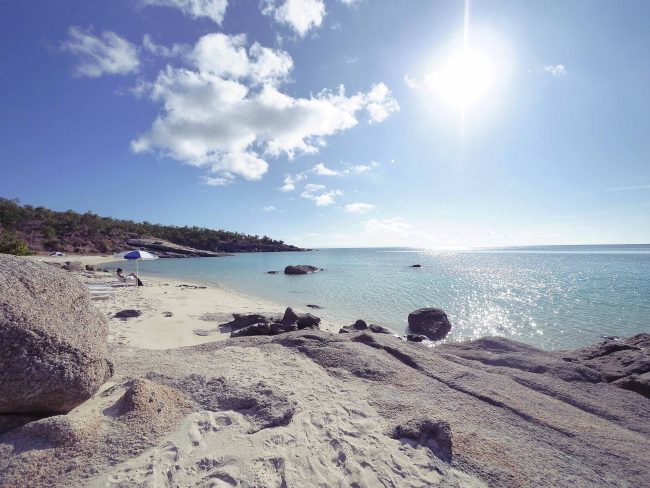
229,308,321,338
284,265,322,275
61,261,83,271
125,238,230,258
1,330,650,487
0,255,112,414
555,334,650,397
410,264,422,268
407,307,452,341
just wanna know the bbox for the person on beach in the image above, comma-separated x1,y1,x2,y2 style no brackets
117,267,143,286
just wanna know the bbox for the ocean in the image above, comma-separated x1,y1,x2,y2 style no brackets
125,245,650,349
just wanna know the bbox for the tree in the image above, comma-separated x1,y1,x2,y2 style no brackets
0,231,34,256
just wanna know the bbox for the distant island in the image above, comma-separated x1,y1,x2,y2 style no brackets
0,198,304,256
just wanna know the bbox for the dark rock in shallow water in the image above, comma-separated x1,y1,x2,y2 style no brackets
284,265,321,275
392,418,452,462
306,304,323,309
0,255,112,415
162,311,173,318
410,264,422,268
114,309,142,320
407,307,452,341
267,271,279,274
85,264,95,271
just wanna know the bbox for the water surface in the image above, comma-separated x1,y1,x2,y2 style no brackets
125,245,650,349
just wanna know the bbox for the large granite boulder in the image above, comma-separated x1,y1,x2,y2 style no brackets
284,265,321,275
0,255,113,414
407,307,452,341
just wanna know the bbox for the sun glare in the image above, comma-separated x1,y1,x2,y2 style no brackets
425,46,495,112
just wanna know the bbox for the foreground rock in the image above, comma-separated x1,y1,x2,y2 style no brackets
407,307,452,341
284,265,321,275
0,255,113,414
2,330,648,487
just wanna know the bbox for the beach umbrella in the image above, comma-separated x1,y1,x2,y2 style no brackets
112,250,159,284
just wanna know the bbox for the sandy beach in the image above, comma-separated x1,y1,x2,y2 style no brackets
31,254,340,350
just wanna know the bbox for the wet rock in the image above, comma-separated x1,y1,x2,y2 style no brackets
306,304,323,309
85,265,95,271
407,334,427,342
284,265,321,275
0,255,112,414
162,311,173,318
267,271,279,274
114,309,142,320
407,308,452,341
410,264,422,268
369,324,393,334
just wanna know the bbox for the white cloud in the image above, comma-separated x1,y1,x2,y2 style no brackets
142,34,189,58
193,33,293,85
544,64,566,76
344,202,374,213
365,83,400,123
261,0,326,37
403,73,418,88
312,162,340,176
61,26,139,77
301,183,342,206
279,172,307,192
140,0,228,24
365,217,412,234
601,184,650,192
344,55,358,65
203,176,230,186
344,161,379,174
132,33,398,183
263,205,276,211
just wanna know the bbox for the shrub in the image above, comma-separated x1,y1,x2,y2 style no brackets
0,232,34,256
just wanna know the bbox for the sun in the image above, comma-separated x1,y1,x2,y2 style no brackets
425,46,495,113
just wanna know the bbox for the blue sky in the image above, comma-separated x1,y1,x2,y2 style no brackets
1,0,649,248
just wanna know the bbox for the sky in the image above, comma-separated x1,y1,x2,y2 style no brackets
1,0,649,248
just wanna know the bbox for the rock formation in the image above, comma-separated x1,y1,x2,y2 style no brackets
284,265,322,275
0,255,113,414
2,330,649,487
407,307,452,341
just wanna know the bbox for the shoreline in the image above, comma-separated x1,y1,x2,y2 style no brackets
28,254,341,350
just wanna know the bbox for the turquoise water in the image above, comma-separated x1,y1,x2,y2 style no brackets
126,245,650,349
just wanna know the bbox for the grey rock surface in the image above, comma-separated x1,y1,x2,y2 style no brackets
0,255,113,414
407,307,452,341
2,321,649,486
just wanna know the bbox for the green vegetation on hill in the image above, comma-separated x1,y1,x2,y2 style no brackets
0,198,300,255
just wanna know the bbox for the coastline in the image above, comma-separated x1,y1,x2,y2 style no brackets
28,254,341,350
2,254,649,487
